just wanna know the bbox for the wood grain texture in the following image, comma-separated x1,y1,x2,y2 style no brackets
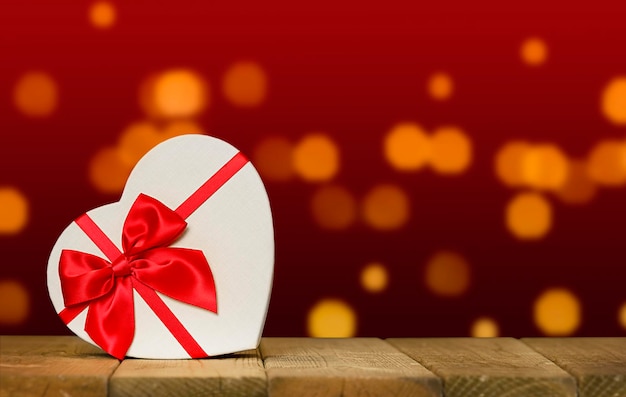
0,335,119,397
388,338,576,397
260,338,441,397
523,338,626,397
109,349,266,397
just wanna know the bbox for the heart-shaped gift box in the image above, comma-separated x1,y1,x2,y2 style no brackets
47,135,274,359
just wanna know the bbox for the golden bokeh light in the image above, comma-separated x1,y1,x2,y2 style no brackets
619,302,626,330
601,77,626,125
13,71,58,117
424,251,471,297
153,69,208,118
521,144,569,190
222,61,268,107
0,187,29,235
0,280,30,325
310,185,357,230
534,288,581,336
162,120,203,140
360,262,389,293
427,72,454,101
361,184,410,231
117,121,163,166
520,37,548,66
307,298,357,337
587,140,626,186
384,123,431,171
505,192,552,240
471,317,499,337
89,146,133,194
293,133,340,182
253,137,294,182
555,159,597,205
429,126,472,175
495,141,532,187
89,1,116,29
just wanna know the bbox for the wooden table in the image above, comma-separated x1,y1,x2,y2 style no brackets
1,336,625,397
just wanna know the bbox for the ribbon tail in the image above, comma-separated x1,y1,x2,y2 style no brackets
85,277,135,359
133,248,217,313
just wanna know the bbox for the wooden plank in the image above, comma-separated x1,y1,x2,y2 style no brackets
260,337,441,397
0,335,119,397
109,349,266,397
388,338,576,397
523,338,626,397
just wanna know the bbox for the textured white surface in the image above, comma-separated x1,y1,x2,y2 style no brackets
47,135,274,358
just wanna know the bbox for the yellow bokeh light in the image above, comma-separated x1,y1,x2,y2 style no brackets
521,144,569,190
222,61,268,107
117,122,163,166
384,123,431,171
520,37,548,66
89,146,133,194
307,298,357,337
360,263,389,293
161,120,203,140
361,184,410,231
253,137,294,182
587,140,626,186
534,288,581,336
619,302,626,330
0,187,29,235
424,251,471,297
310,185,356,230
495,140,532,187
293,133,340,182
13,71,58,117
601,77,626,125
505,192,552,240
153,69,208,118
430,126,472,175
427,72,454,101
0,280,30,325
89,1,116,29
555,160,597,205
471,317,499,337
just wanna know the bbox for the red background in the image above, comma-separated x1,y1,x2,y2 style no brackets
1,0,625,337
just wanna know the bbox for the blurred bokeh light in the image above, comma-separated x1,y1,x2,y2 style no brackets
520,37,548,66
222,61,268,107
13,72,58,117
0,280,30,325
424,251,471,297
0,187,29,235
307,298,357,337
361,184,410,230
360,262,389,294
471,317,499,338
88,1,116,29
505,192,553,239
311,184,357,230
534,288,581,336
2,0,625,339
293,133,340,182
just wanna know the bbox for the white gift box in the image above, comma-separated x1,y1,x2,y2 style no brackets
47,135,274,359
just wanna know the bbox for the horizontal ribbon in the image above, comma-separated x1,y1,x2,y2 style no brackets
58,151,249,359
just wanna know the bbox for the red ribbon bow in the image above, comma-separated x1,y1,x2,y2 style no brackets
59,194,217,359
